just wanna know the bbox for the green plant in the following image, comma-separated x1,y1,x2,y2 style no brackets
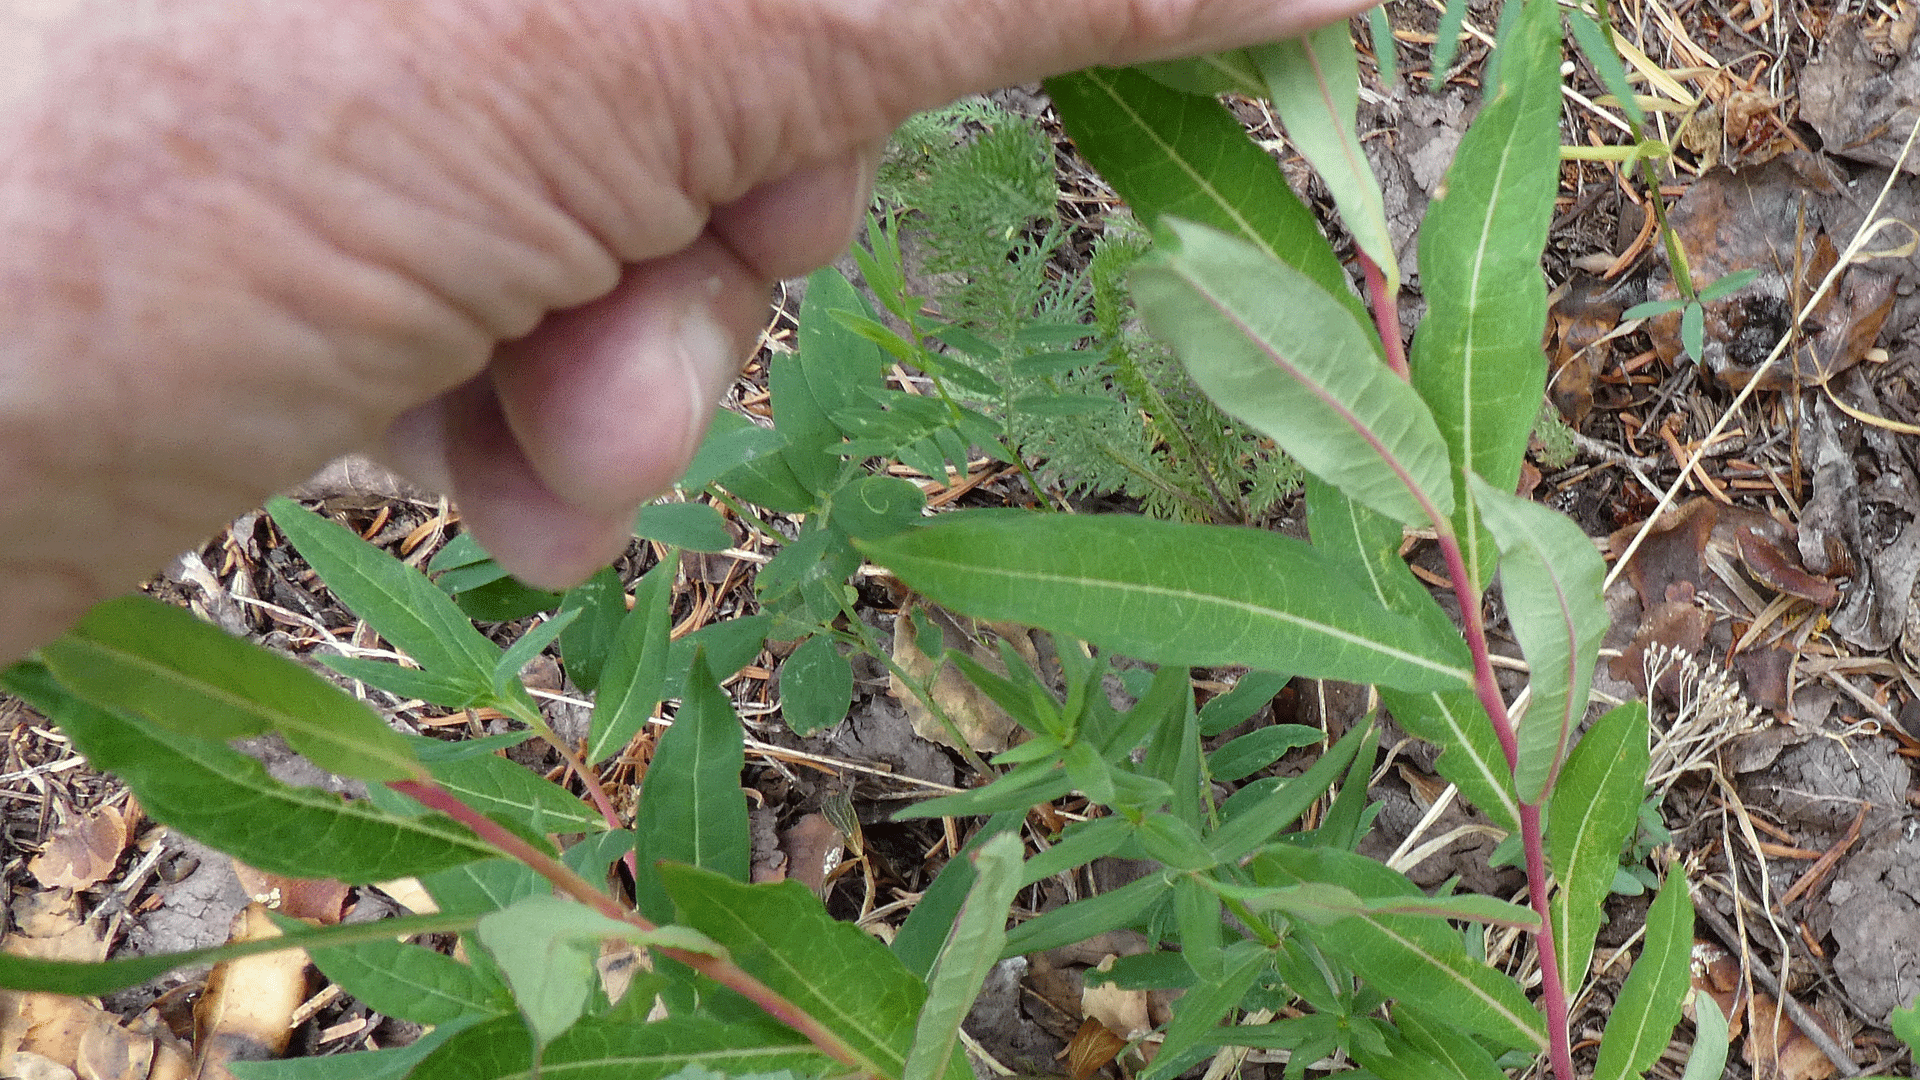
0,5,1691,1080
867,99,1300,522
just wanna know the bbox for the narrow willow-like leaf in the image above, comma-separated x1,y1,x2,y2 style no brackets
321,655,481,709
893,810,1025,977
903,833,1025,1080
491,610,577,697
588,554,676,764
266,497,500,689
1369,7,1398,85
770,266,885,494
0,909,476,994
478,896,721,1046
632,650,748,924
1136,219,1450,527
1680,990,1731,1080
1406,0,1563,589
37,596,419,781
408,1015,822,1080
1593,865,1694,1080
1565,11,1647,129
1003,873,1167,957
423,752,606,835
1132,50,1265,96
1396,1007,1508,1080
1305,480,1519,829
1141,942,1268,1080
860,511,1470,693
1468,473,1608,803
1207,713,1372,863
1253,26,1399,292
664,866,932,1080
4,664,495,881
1430,0,1470,89
302,933,511,1026
558,568,626,694
633,501,733,552
1254,846,1546,1051
1215,881,1536,929
1380,687,1519,833
1044,66,1369,326
1548,702,1650,992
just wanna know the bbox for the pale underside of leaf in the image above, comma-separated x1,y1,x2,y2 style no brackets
1253,28,1399,292
1467,473,1606,804
1134,219,1452,527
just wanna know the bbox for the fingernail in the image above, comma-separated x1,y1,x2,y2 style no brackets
670,303,737,462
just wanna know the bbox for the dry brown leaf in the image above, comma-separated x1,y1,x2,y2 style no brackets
28,808,131,892
230,865,349,926
891,598,1040,753
778,813,843,897
1080,957,1151,1040
75,1020,152,1080
1,1050,76,1080
1064,1018,1128,1080
192,904,308,1079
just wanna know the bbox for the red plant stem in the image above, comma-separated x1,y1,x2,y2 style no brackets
388,778,873,1077
1359,252,1408,379
1520,802,1576,1080
1430,533,1574,1080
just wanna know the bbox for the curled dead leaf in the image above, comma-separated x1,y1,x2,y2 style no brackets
891,598,1042,753
28,807,131,893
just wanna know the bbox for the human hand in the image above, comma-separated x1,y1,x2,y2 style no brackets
0,0,1375,663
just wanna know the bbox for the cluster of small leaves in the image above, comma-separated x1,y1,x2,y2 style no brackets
871,100,1299,523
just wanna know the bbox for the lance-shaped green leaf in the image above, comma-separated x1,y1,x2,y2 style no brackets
1593,865,1694,1080
1306,479,1519,830
663,866,934,1080
903,833,1024,1080
1132,50,1265,96
1468,474,1607,803
1406,0,1563,589
588,554,677,764
36,596,419,782
366,751,606,835
1211,881,1537,929
0,909,477,995
1141,941,1269,1080
1565,11,1647,130
1004,873,1168,958
1044,66,1368,326
1396,1007,1508,1080
860,511,1470,693
1252,846,1546,1051
1548,702,1650,992
1253,26,1399,292
300,932,512,1026
1681,990,1732,1080
478,895,722,1046
632,650,749,924
266,497,501,695
408,1015,823,1080
1381,687,1519,832
1134,219,1451,528
3,664,496,882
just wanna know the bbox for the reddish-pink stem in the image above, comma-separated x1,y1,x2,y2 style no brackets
388,777,873,1076
1520,803,1576,1080
1359,253,1408,379
1424,523,1573,1080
